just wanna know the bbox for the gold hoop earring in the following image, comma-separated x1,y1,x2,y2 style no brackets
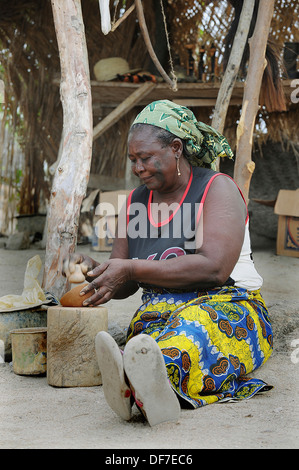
175,156,181,176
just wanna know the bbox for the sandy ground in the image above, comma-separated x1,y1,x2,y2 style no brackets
0,236,299,450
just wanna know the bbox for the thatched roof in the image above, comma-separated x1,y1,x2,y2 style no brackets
0,0,298,231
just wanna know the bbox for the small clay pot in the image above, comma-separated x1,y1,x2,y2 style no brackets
68,264,86,283
60,283,95,307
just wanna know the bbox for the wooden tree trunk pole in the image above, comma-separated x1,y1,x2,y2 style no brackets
233,0,275,203
211,0,255,135
42,0,93,298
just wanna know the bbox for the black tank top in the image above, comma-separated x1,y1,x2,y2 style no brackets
127,166,217,261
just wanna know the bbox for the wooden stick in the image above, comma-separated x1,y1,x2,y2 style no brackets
233,0,275,203
211,0,255,135
93,81,155,141
43,0,93,298
111,4,136,32
135,0,177,91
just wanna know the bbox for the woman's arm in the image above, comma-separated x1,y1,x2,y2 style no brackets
63,198,138,298
108,198,139,299
81,175,247,305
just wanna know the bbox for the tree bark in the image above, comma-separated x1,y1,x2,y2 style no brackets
211,0,255,134
42,0,93,298
233,0,275,203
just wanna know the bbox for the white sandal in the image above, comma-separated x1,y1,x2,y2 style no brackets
95,331,132,421
123,334,181,426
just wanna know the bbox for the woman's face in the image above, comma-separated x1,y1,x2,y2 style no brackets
128,125,181,192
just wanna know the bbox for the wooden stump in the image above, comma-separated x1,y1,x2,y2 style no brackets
47,305,108,387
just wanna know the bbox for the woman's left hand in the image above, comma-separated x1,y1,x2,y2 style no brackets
79,258,133,306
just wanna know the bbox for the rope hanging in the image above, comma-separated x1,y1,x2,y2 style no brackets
135,0,177,91
159,0,177,90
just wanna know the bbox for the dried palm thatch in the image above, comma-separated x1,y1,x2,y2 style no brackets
0,0,298,228
167,0,299,68
166,0,299,150
0,0,61,218
0,0,154,221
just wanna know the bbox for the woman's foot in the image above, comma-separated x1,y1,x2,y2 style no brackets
95,331,132,421
123,334,181,426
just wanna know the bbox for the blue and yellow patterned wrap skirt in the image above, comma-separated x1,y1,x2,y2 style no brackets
126,286,273,408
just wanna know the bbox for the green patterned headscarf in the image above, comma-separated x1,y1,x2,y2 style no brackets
131,100,234,169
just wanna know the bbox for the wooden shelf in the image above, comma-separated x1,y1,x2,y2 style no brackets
53,78,294,109
52,78,294,142
90,80,245,108
89,79,294,108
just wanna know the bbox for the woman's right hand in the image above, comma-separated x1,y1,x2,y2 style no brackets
62,253,99,283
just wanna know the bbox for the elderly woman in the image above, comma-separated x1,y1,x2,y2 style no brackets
63,100,273,426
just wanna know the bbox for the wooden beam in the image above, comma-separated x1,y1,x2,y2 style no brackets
42,0,93,298
53,78,293,106
233,0,276,203
53,78,249,103
111,4,136,32
211,0,255,134
93,81,155,141
173,98,242,107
